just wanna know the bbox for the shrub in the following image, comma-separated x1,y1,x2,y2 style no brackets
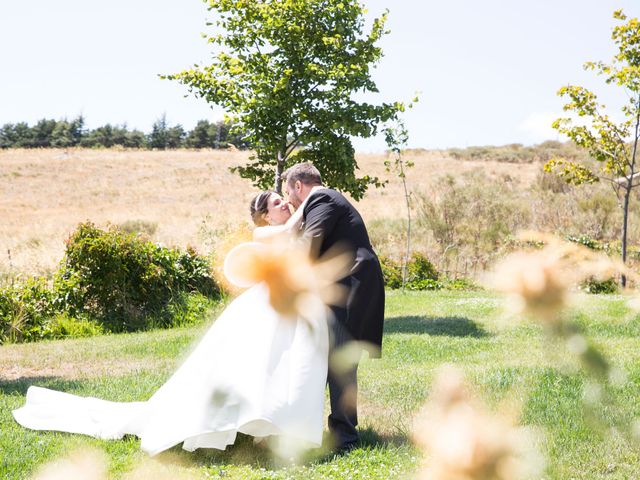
566,234,600,250
54,222,220,332
43,313,104,339
379,256,403,289
581,277,619,294
443,278,481,291
407,252,439,282
163,292,219,328
380,252,453,290
0,278,55,343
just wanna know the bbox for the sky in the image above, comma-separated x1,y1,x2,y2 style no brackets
0,0,639,151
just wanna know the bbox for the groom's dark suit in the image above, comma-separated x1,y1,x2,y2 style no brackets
301,188,384,448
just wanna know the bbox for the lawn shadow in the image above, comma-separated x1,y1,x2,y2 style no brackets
307,427,409,465
384,315,490,337
356,426,408,448
160,426,410,470
0,376,84,396
181,433,276,468
166,432,324,471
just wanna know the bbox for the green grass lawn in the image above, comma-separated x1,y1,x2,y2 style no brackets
1,290,640,479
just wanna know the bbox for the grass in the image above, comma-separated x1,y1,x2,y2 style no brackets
2,290,640,479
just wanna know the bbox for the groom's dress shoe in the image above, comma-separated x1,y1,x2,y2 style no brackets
334,441,358,456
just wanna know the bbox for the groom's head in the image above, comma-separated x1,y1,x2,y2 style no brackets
283,162,323,208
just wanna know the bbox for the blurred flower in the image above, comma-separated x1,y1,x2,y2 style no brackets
122,452,197,480
223,241,350,320
489,231,629,324
329,340,376,376
32,448,107,480
489,232,640,447
33,448,199,480
205,222,254,293
491,249,568,323
413,366,539,480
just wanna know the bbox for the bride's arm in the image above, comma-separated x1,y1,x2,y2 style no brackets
252,224,288,241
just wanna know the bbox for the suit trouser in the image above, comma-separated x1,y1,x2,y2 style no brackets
327,319,360,446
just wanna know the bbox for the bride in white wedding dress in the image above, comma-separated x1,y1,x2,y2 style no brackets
12,191,329,456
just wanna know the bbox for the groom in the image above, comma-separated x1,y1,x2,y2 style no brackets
283,162,385,453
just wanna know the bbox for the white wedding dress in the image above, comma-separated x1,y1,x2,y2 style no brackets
12,245,329,456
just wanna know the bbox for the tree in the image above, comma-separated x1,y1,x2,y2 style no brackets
81,124,116,148
166,124,186,148
50,120,75,147
0,124,19,148
148,114,169,149
186,120,214,148
544,10,640,286
165,0,403,198
384,118,413,289
12,123,33,148
50,116,85,147
125,129,147,148
31,119,57,147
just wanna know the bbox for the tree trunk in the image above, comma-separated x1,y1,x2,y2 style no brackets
624,94,640,288
621,185,630,287
274,150,285,194
401,162,411,291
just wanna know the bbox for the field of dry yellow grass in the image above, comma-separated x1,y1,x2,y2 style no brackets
0,148,543,279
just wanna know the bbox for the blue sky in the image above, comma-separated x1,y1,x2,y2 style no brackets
0,0,638,151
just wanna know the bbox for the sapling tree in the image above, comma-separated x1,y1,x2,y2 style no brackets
545,10,640,286
384,118,413,289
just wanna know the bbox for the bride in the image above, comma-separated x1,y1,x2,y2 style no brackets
12,190,329,456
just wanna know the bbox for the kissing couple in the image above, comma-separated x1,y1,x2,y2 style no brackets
13,162,385,457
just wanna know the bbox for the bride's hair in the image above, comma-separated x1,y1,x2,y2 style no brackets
250,190,273,226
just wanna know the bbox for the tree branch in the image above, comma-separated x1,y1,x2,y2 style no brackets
285,137,301,158
629,92,640,184
613,171,640,185
592,104,632,168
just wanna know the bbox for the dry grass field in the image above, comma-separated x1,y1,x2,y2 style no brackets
0,148,545,279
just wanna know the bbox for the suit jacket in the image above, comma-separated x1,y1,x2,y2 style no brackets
301,189,384,356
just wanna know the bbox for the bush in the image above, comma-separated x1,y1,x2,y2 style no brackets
0,223,222,343
42,313,104,339
379,252,480,291
379,256,403,289
163,292,219,328
0,278,55,343
407,252,439,282
581,277,619,294
443,278,481,291
55,223,220,332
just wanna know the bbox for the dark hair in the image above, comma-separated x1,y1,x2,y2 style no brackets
283,162,322,187
250,190,273,226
